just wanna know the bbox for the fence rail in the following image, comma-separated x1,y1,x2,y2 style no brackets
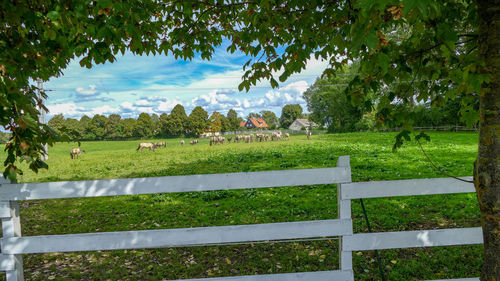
0,167,350,201
0,156,482,281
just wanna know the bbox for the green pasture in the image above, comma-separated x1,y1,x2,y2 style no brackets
0,132,482,280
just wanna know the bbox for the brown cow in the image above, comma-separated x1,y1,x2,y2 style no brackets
137,142,156,152
155,141,166,148
70,148,86,159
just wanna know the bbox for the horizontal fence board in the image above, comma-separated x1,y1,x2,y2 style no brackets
0,254,14,271
341,177,474,200
344,227,483,251
0,201,10,218
175,270,353,281
2,219,352,254
428,277,479,281
0,167,350,201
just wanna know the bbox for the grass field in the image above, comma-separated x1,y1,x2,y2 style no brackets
0,132,482,280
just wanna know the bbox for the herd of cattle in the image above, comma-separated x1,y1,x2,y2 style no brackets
70,131,312,158
209,131,291,146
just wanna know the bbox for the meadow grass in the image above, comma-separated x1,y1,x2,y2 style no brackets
0,132,481,280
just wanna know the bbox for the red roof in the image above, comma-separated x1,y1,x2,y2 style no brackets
248,118,268,128
240,121,247,127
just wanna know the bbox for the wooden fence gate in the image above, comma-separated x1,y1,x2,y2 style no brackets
0,156,482,280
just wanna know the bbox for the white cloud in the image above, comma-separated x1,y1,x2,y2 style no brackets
283,80,309,94
47,103,86,117
134,99,153,107
92,105,120,115
75,84,99,96
156,98,183,112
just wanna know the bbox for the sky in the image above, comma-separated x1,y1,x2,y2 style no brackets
44,41,329,120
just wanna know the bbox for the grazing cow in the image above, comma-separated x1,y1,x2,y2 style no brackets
70,148,86,159
181,140,185,146
272,131,283,141
284,133,290,140
306,129,312,140
264,134,270,141
210,136,218,146
255,133,263,142
190,139,198,145
136,142,156,152
155,141,166,148
227,136,232,143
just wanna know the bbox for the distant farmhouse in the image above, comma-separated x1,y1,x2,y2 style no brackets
243,118,268,129
289,118,318,130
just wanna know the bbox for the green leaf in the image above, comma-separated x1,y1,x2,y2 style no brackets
365,30,378,50
377,52,390,75
270,78,279,88
47,11,60,20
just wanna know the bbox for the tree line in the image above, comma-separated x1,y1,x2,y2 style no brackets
303,62,476,133
47,104,306,141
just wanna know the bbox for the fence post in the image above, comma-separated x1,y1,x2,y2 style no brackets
0,177,24,281
336,156,353,280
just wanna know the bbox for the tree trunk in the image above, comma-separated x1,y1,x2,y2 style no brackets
476,1,500,280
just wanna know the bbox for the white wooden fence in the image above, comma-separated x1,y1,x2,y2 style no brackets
0,156,482,281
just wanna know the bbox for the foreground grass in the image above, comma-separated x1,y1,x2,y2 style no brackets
0,132,481,280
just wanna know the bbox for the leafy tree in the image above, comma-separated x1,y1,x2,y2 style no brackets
303,64,373,132
63,118,83,142
2,1,499,277
105,114,122,140
159,113,169,136
260,110,279,130
47,114,65,136
79,115,95,141
226,109,240,131
90,114,107,140
280,104,303,129
136,113,153,138
151,113,160,136
120,118,137,139
220,115,230,132
209,111,222,132
188,106,209,136
166,104,188,136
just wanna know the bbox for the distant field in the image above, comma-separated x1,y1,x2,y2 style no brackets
0,132,482,280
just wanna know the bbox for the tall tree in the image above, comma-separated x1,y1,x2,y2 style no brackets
220,115,230,132
47,114,65,136
166,104,188,136
209,111,222,133
2,1,499,278
260,110,279,130
280,104,303,129
105,114,122,140
226,109,240,131
303,64,373,132
150,113,160,136
79,115,95,141
159,113,169,136
136,113,153,138
120,118,137,139
188,106,209,136
90,114,107,140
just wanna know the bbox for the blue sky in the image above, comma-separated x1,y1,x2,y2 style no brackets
44,42,329,120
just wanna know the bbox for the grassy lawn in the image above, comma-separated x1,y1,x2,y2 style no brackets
0,132,481,280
